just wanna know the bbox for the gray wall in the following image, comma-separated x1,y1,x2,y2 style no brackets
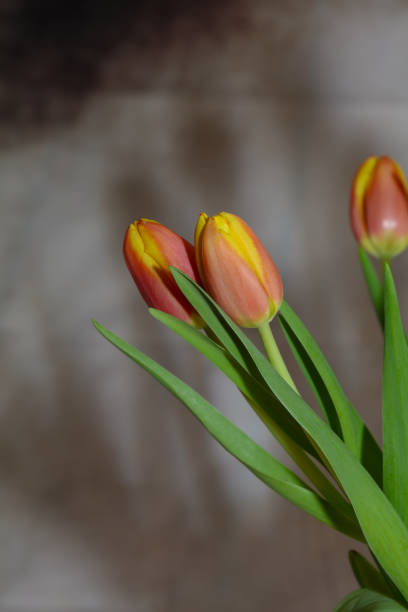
2,2,408,610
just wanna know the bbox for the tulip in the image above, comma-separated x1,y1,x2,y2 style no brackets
195,212,283,328
123,219,202,327
350,155,408,259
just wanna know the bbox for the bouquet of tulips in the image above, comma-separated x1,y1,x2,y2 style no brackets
94,155,408,611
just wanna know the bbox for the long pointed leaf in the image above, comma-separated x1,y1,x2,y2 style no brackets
279,311,341,436
170,268,318,459
335,589,407,611
349,551,393,597
93,320,363,540
382,264,408,525
248,363,408,598
242,357,408,597
279,300,382,486
150,308,317,459
151,308,355,519
169,272,408,598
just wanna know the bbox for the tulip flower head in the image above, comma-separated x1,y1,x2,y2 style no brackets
124,219,202,327
350,155,408,259
195,212,283,328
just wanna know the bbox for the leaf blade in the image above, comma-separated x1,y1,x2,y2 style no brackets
254,362,408,598
170,268,318,459
279,300,382,486
151,308,355,519
150,308,317,458
382,264,408,525
93,319,363,541
349,551,393,597
335,588,407,612
169,271,408,596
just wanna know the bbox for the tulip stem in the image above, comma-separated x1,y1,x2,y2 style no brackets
258,322,298,393
381,257,389,284
258,324,346,488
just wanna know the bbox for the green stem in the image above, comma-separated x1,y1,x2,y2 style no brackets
358,247,384,329
258,321,298,393
381,258,389,284
258,321,344,490
204,324,349,508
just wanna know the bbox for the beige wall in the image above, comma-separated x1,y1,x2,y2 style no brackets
2,2,408,610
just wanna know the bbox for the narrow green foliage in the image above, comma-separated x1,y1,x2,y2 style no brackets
150,308,312,453
382,264,408,525
248,362,408,598
334,589,407,611
359,246,384,329
279,300,382,487
92,319,364,541
349,551,393,597
279,309,342,435
169,268,265,382
170,271,408,598
151,308,355,520
170,268,318,459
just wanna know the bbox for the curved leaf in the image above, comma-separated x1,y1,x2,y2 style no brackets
151,308,355,520
383,265,408,525
349,551,392,597
335,588,407,611
93,319,363,541
169,268,318,459
279,300,382,486
170,271,408,599
150,308,316,457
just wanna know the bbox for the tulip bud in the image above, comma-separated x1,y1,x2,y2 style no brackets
350,155,408,259
195,212,283,328
124,219,202,327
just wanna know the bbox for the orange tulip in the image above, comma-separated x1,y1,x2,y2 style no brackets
195,212,283,328
350,155,408,259
124,219,202,327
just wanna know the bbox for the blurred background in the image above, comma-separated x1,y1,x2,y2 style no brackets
2,1,408,610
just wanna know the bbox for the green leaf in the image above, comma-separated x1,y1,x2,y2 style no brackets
92,319,364,541
250,363,408,598
279,300,382,487
349,551,393,597
169,268,318,460
334,589,407,611
279,307,341,435
169,268,265,382
382,264,408,525
149,308,317,459
170,271,408,597
254,369,408,598
150,308,356,519
359,246,384,329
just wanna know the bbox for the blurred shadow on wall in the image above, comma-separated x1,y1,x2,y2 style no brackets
0,1,251,606
1,304,239,605
0,0,247,132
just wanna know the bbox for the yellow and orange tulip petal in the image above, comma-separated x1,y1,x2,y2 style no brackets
195,212,283,328
350,155,408,259
123,219,202,327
